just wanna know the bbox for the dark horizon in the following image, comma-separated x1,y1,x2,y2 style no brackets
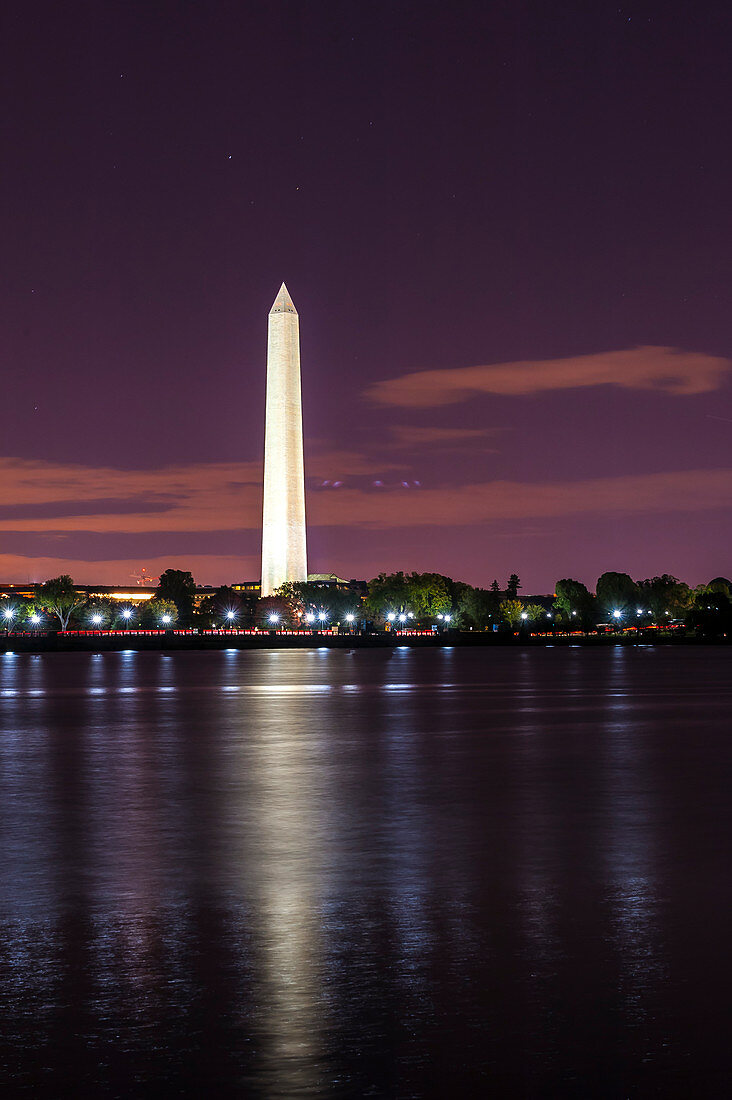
2,1,730,589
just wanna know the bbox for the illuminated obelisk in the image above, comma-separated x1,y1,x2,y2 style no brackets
261,283,307,596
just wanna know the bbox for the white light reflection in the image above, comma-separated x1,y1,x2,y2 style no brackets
379,657,436,1034
235,672,330,1094
248,684,333,694
601,648,665,1025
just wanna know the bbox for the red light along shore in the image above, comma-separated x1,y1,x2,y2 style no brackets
0,628,723,653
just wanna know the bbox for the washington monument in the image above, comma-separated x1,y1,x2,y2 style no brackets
261,283,308,596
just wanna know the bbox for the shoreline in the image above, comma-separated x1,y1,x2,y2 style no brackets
0,631,726,653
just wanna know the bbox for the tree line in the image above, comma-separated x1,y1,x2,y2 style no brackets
2,568,731,636
357,569,732,635
0,574,183,631
0,572,367,632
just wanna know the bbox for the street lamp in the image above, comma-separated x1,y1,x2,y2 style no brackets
387,612,396,622
90,613,103,627
305,612,315,624
161,614,172,626
3,608,14,622
444,614,452,623
226,609,236,630
122,608,133,627
30,614,41,626
269,613,280,626
398,613,407,623
345,613,355,623
521,612,528,621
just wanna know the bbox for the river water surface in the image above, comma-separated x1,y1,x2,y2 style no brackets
0,646,730,1097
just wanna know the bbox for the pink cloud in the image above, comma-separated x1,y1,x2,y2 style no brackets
0,457,262,507
389,425,498,449
308,468,732,527
367,346,732,407
1,458,731,540
0,456,260,533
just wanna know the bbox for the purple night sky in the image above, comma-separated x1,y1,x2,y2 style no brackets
2,0,730,591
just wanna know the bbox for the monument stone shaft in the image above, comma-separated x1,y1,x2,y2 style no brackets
261,283,308,596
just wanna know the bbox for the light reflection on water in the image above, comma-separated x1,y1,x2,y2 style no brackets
0,646,731,1096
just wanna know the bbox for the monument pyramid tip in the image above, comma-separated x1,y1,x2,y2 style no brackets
270,282,297,315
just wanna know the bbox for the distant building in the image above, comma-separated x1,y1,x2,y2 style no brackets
0,583,156,604
0,584,36,600
85,586,156,604
307,573,349,588
308,575,369,598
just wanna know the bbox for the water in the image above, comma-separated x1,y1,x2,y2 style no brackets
0,646,730,1097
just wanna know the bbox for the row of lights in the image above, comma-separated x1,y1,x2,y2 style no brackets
612,608,659,619
3,608,41,625
2,607,173,627
267,611,357,625
4,604,679,630
90,608,173,626
3,607,362,629
385,611,452,624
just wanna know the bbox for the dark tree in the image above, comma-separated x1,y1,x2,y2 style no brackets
364,572,412,619
407,573,452,619
595,572,640,619
284,581,360,624
506,574,522,598
84,597,125,629
457,586,494,630
35,575,86,630
141,598,179,628
214,586,249,625
499,598,524,627
0,596,32,629
687,590,732,637
554,578,596,629
257,594,296,628
156,569,196,623
196,586,250,628
365,571,453,623
637,575,692,621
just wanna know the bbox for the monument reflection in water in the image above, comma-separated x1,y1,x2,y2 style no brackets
0,646,731,1096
